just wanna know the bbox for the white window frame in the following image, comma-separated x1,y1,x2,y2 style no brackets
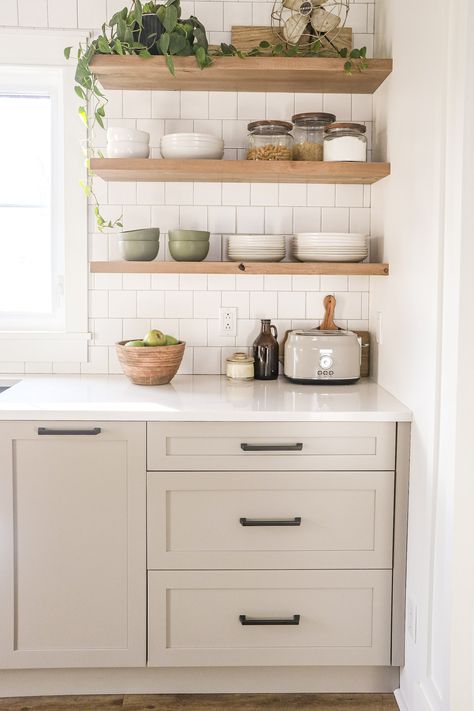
0,29,90,362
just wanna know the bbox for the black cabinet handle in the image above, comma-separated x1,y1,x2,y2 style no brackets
240,443,303,452
37,427,101,436
240,517,302,527
239,614,300,626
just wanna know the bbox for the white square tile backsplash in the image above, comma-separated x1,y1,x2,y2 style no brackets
2,0,375,374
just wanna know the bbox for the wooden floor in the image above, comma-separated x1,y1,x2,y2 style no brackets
0,694,398,710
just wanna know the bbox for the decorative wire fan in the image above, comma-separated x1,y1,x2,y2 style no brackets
271,0,349,50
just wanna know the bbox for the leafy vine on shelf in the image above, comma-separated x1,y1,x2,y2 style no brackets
212,41,369,75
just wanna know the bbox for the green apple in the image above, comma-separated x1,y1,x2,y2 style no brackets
165,335,179,346
143,329,167,347
124,340,145,347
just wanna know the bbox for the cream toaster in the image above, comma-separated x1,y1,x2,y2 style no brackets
284,329,361,384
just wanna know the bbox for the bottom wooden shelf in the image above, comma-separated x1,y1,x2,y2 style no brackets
90,261,389,276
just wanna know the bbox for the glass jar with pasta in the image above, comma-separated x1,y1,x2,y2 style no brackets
247,120,294,161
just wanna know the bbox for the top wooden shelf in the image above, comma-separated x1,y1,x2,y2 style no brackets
90,55,393,94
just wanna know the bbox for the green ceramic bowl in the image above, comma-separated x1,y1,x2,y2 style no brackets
119,239,159,261
168,240,210,262
120,228,160,241
168,229,210,242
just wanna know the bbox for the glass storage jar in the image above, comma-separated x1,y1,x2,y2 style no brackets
247,120,293,161
292,112,335,161
323,122,367,162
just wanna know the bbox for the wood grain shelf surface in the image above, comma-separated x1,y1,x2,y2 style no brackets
90,261,389,276
91,159,390,185
90,55,393,94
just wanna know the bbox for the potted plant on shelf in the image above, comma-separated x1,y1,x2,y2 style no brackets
64,0,211,230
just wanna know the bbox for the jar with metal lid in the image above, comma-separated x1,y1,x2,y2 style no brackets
226,352,255,381
323,122,367,162
247,120,293,161
292,112,336,161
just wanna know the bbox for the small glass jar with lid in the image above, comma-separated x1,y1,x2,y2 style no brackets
323,122,367,162
226,352,255,381
247,120,294,161
292,112,336,161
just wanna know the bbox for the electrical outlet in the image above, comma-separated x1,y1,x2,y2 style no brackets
219,307,237,337
406,597,417,643
376,311,383,345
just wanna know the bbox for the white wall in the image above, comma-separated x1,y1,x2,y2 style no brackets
0,0,375,375
371,0,474,709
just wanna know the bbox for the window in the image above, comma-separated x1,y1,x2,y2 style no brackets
0,74,63,330
0,30,89,362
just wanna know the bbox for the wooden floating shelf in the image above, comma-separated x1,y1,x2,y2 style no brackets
91,261,389,276
90,56,393,94
91,159,390,185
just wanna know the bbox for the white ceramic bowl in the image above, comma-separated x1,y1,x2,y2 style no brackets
107,127,150,144
107,141,150,159
160,143,224,160
161,132,222,144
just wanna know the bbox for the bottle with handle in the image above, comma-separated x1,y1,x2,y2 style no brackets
253,319,279,380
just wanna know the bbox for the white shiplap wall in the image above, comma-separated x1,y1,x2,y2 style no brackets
0,0,375,375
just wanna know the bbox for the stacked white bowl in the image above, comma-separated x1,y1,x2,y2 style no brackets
107,127,150,158
293,233,369,262
227,234,286,262
160,133,224,160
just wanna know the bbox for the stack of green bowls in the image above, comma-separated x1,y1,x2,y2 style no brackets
168,230,210,261
119,229,160,261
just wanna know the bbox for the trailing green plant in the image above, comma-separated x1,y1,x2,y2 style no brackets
64,0,211,230
213,40,369,74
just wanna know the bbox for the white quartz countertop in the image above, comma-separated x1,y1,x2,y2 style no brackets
0,375,412,422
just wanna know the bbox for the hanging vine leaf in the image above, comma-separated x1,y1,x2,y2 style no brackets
163,4,178,33
166,54,175,75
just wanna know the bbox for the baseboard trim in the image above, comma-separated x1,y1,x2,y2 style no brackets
0,666,400,698
394,688,410,711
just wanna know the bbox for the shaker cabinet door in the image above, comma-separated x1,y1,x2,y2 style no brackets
0,421,146,669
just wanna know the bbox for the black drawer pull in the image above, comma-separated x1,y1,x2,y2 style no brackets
240,443,303,452
239,614,300,626
38,427,101,436
240,517,302,527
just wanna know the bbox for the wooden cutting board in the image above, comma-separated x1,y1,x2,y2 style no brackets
230,25,353,56
318,295,370,377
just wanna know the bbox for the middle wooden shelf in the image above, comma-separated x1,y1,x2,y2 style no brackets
91,159,391,185
90,261,389,276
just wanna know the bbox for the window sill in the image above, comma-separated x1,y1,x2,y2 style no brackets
0,332,91,362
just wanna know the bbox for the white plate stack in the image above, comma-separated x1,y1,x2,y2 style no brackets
160,133,224,159
227,234,286,262
293,233,369,262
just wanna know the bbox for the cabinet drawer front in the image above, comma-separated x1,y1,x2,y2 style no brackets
147,471,394,569
147,422,396,471
148,570,392,667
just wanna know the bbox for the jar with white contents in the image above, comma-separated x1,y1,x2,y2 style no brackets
323,122,367,162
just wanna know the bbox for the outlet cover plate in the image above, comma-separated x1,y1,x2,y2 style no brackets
219,307,237,337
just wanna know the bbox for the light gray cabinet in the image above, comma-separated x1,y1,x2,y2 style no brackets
0,418,409,672
0,421,146,669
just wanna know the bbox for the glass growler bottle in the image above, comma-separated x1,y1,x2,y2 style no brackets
253,319,279,380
